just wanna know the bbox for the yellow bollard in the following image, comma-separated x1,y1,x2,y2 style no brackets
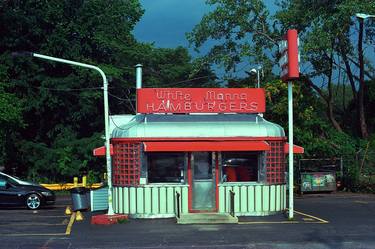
65,206,72,215
82,176,87,187
73,177,78,187
75,211,84,221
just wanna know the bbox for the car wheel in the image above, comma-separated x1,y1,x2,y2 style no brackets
26,193,41,210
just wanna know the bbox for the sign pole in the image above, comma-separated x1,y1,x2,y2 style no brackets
279,29,299,220
288,81,294,219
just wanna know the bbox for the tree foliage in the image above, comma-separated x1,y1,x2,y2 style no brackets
276,0,375,138
0,0,217,181
188,0,375,139
188,0,375,190
187,0,276,76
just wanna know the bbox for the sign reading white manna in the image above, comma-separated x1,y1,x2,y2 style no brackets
136,88,266,114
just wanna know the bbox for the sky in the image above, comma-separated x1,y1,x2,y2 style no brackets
132,1,374,85
133,0,211,51
133,0,279,81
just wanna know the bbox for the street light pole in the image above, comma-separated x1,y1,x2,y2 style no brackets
32,53,114,215
246,66,262,88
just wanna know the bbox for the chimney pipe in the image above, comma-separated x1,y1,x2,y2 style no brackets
135,64,142,115
135,64,142,89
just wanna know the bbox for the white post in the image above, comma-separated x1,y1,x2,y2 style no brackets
288,81,294,219
32,53,114,215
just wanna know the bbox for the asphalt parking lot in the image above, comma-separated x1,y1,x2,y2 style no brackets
0,195,72,248
1,192,375,249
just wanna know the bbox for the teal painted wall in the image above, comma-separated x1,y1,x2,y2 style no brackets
113,185,189,218
218,183,286,216
112,183,286,217
90,187,109,212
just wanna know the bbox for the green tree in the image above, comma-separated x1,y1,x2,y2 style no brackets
0,0,217,181
0,64,23,168
264,80,357,157
276,0,375,138
187,0,276,77
188,0,375,139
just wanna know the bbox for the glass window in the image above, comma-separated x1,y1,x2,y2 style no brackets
222,152,259,182
0,175,8,187
147,152,185,183
193,152,212,180
0,180,6,188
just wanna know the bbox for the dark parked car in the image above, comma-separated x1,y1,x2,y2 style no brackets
0,172,55,210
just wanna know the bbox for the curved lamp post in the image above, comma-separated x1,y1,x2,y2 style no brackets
17,52,114,215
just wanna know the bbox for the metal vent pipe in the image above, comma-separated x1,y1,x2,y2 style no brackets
135,64,142,89
135,64,142,114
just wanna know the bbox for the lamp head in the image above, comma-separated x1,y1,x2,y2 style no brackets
356,13,375,19
245,68,257,76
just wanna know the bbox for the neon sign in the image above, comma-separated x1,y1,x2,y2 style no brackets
137,88,265,114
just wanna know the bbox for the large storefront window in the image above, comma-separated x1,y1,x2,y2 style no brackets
221,152,259,182
147,152,185,183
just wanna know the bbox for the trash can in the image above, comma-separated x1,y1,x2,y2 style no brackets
70,187,89,211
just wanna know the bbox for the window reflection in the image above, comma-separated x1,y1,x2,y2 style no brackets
193,152,212,180
222,152,258,182
147,153,185,183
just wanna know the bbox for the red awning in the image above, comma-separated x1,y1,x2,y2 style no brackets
284,143,304,154
143,141,270,152
93,145,114,157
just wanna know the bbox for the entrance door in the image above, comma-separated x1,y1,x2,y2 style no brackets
190,152,216,212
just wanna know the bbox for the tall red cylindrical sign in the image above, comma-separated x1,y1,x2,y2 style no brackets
279,29,300,82
287,30,299,79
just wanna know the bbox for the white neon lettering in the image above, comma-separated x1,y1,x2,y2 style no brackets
219,103,226,111
146,103,155,111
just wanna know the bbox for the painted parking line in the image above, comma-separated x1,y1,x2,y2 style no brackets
238,221,300,224
292,209,329,224
1,204,73,237
2,233,67,236
238,209,329,225
65,212,76,235
354,200,368,204
2,216,72,237
0,222,67,226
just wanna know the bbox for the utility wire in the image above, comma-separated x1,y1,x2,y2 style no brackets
166,75,214,87
108,92,136,113
108,109,136,130
29,86,103,91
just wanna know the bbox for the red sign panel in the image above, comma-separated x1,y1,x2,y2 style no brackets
279,29,300,82
137,88,265,114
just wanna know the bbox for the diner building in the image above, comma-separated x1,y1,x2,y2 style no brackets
93,87,303,223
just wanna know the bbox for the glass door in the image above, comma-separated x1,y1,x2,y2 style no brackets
190,152,216,211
